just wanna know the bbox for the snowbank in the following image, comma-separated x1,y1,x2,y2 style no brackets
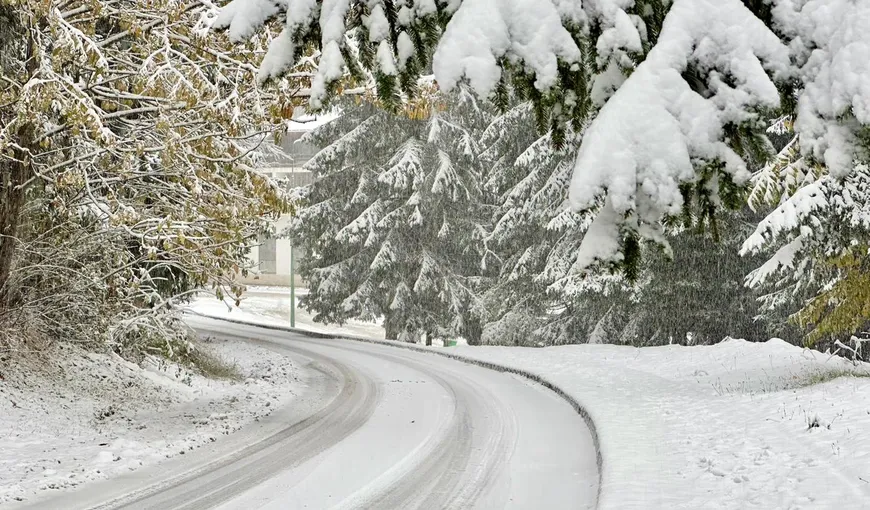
0,338,299,505
186,287,386,340
190,294,870,509
451,340,870,509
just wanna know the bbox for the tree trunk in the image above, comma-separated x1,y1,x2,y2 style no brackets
0,161,27,305
384,313,401,340
0,33,36,307
464,316,483,346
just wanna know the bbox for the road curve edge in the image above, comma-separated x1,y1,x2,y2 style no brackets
185,310,604,509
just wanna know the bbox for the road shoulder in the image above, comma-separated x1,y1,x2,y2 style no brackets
0,336,301,506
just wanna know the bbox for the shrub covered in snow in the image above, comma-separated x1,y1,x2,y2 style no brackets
0,1,296,355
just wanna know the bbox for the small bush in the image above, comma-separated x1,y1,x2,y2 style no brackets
800,367,870,387
187,343,242,381
120,321,241,381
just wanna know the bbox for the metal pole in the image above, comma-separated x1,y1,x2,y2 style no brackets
290,152,297,329
290,242,296,328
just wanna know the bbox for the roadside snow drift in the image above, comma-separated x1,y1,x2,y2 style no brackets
0,337,298,505
450,339,870,509
186,288,386,340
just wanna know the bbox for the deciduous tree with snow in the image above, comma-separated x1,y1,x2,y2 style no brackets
0,0,297,352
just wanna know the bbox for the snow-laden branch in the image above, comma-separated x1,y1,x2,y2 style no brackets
568,0,790,266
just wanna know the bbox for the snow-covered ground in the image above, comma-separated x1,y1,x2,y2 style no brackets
186,287,387,340
0,337,299,505
454,340,870,509
192,290,870,509
10,288,868,509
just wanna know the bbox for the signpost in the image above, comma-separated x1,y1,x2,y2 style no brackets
290,242,296,328
290,157,297,328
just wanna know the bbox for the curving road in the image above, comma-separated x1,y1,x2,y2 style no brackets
26,316,598,510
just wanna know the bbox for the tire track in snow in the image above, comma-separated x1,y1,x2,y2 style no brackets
104,340,381,510
324,343,516,510
186,309,603,507
195,317,596,510
27,316,597,510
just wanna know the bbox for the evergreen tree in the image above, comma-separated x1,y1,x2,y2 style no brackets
293,89,494,344
219,0,870,276
220,0,870,348
742,119,870,349
481,101,775,346
626,211,772,345
478,101,613,345
215,0,681,148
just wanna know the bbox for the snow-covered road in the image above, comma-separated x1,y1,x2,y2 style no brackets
23,316,598,510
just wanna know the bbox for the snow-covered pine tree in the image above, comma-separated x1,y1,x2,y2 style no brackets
290,99,404,334
481,100,775,346
218,0,870,348
293,88,494,344
741,119,870,348
215,0,682,149
734,2,870,350
219,0,870,282
216,0,768,276
628,211,772,345
478,101,611,345
738,2,870,347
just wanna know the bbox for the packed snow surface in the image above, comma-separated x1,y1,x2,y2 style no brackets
202,291,870,509
0,337,298,505
9,288,870,509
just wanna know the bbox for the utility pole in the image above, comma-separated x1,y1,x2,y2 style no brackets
290,241,296,328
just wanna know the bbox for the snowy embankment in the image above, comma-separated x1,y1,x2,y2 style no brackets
0,337,298,505
191,289,870,509
453,341,870,509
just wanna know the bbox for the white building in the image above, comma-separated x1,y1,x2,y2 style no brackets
240,128,321,287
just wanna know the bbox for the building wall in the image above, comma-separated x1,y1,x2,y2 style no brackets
243,129,317,287
245,203,302,277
